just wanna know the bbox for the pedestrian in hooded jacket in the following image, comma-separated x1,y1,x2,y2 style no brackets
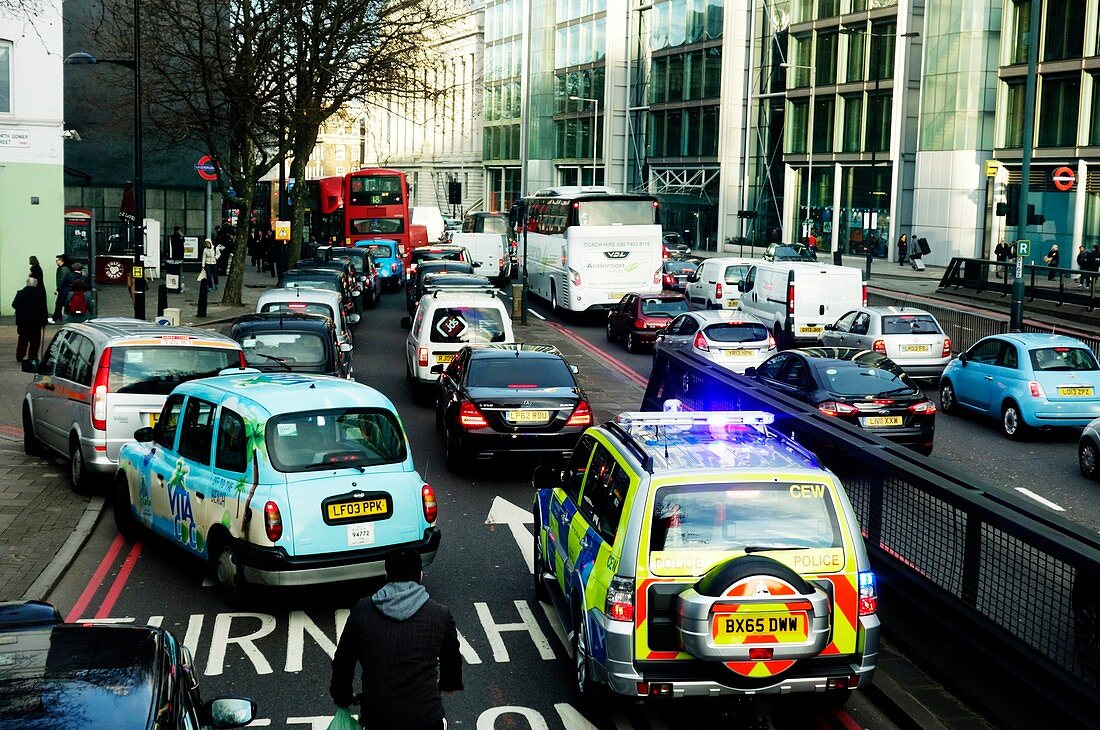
13,276,48,361
330,548,462,730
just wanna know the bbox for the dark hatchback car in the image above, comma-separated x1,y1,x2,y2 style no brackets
662,260,698,292
229,312,353,379
0,601,255,730
746,347,937,454
406,260,476,313
298,259,362,312
606,291,691,353
279,268,355,317
323,246,380,309
436,344,592,471
408,244,473,279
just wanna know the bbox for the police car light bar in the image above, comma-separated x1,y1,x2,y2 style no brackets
615,410,776,429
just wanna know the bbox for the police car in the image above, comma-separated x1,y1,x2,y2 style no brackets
114,372,440,604
532,405,878,704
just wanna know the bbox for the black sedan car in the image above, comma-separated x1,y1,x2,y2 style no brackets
279,268,355,319
436,344,592,471
0,601,255,730
746,347,937,454
661,260,698,292
324,246,381,309
229,312,352,379
406,260,476,314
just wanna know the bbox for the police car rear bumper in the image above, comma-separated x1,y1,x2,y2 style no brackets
240,528,441,587
602,613,880,698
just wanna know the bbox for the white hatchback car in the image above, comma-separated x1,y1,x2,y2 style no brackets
401,290,515,400
817,306,951,378
654,310,776,373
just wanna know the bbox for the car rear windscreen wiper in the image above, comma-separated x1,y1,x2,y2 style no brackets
253,352,291,371
743,545,812,553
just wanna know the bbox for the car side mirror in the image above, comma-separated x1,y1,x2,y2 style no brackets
339,342,353,353
532,464,565,491
134,426,155,443
823,324,835,331
685,272,697,282
737,281,747,292
569,364,579,374
743,366,757,377
958,353,968,366
474,261,483,268
202,697,256,729
347,313,361,324
400,316,412,330
655,327,668,336
21,359,39,374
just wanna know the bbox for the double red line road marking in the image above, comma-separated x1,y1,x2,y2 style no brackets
65,534,143,622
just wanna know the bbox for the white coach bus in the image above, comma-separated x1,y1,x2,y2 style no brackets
521,187,663,313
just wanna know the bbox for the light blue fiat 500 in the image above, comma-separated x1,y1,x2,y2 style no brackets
114,371,440,604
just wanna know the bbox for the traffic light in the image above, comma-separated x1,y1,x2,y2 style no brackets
1027,204,1045,226
995,202,1007,217
1005,185,1020,227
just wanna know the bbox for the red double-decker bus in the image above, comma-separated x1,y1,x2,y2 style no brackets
317,168,411,251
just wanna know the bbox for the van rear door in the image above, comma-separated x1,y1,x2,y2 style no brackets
791,267,864,341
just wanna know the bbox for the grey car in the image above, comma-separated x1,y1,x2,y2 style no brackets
654,310,776,374
21,318,244,493
817,306,952,378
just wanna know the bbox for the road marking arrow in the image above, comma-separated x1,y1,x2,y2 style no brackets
485,495,533,573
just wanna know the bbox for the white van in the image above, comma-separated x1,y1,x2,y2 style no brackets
737,262,866,346
685,256,756,309
410,206,447,242
448,232,510,286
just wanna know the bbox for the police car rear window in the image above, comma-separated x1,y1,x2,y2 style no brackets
108,347,239,395
649,483,842,554
430,307,506,344
267,408,407,472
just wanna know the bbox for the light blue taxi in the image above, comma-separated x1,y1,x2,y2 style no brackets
939,333,1100,439
113,371,439,604
355,239,404,292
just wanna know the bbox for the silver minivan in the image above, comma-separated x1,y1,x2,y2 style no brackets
21,318,245,493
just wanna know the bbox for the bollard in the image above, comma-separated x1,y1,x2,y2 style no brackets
197,279,209,318
833,250,842,267
157,284,168,317
511,283,524,321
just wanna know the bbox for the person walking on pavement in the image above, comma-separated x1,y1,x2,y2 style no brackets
995,240,1009,263
1077,245,1089,288
28,255,45,292
202,239,219,290
170,226,185,260
50,254,70,324
897,234,909,265
330,548,463,730
63,263,90,322
13,276,48,362
1088,244,1100,288
1044,244,1060,281
907,235,923,269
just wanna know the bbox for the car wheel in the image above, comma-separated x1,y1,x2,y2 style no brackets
550,282,560,314
626,332,640,354
533,523,550,601
605,321,615,343
1081,439,1100,479
1001,401,1029,440
572,606,597,701
939,380,957,414
69,436,96,495
113,475,141,541
22,405,42,457
212,539,250,607
773,324,784,350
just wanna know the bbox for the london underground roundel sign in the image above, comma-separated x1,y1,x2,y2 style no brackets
1052,166,1076,192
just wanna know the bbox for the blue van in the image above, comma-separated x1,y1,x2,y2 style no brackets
356,238,404,292
113,372,440,604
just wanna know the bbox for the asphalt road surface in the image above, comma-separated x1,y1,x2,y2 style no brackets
45,291,902,730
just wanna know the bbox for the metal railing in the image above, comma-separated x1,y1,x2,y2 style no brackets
940,256,1100,310
642,347,1100,728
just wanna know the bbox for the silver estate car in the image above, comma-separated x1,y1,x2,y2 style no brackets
817,306,952,378
21,319,244,493
654,310,776,374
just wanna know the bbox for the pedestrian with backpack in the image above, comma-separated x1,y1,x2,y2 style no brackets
63,263,90,322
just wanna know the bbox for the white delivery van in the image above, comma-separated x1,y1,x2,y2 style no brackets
448,232,511,286
411,206,447,242
685,256,756,310
737,262,866,346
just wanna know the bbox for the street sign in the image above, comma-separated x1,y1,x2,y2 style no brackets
194,155,218,182
1051,166,1076,192
1017,240,1031,258
132,265,144,280
1015,257,1024,279
985,159,999,177
274,220,291,241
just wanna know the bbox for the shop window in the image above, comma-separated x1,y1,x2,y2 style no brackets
842,94,863,152
1003,80,1026,148
816,31,838,86
1044,0,1084,62
1038,74,1081,148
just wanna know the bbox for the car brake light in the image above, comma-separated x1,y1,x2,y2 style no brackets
748,647,774,660
715,281,723,299
634,318,648,330
942,337,952,357
263,501,282,542
570,268,581,286
459,401,489,429
91,347,112,431
862,283,868,307
1029,381,1046,398
422,484,438,523
605,575,635,621
418,348,429,367
499,257,504,270
859,571,877,615
663,274,676,286
767,334,777,350
818,400,858,416
693,332,710,352
567,401,593,427
909,400,937,414
872,339,886,354
787,282,795,315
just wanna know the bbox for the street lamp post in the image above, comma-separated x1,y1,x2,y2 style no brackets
569,95,600,185
66,12,145,320
780,63,815,249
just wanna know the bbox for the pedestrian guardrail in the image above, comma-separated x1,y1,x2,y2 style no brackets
940,256,1100,309
642,347,1100,728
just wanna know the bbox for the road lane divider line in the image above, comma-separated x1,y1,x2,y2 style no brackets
94,542,143,618
1015,487,1066,512
543,321,648,387
65,534,126,622
538,599,569,652
529,309,546,320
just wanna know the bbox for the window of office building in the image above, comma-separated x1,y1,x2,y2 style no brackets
1010,0,1031,65
867,92,891,152
869,22,896,80
786,99,809,154
1003,80,1026,148
1038,74,1081,147
648,105,720,157
0,40,10,114
1091,76,1100,146
668,54,685,101
704,47,722,97
816,31,838,86
789,33,812,88
791,0,813,24
818,0,839,18
842,94,863,152
651,48,722,104
1045,0,1085,61
701,106,718,155
814,97,835,153
847,30,866,83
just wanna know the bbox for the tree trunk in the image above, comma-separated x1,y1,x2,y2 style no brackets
219,177,255,306
288,129,319,269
